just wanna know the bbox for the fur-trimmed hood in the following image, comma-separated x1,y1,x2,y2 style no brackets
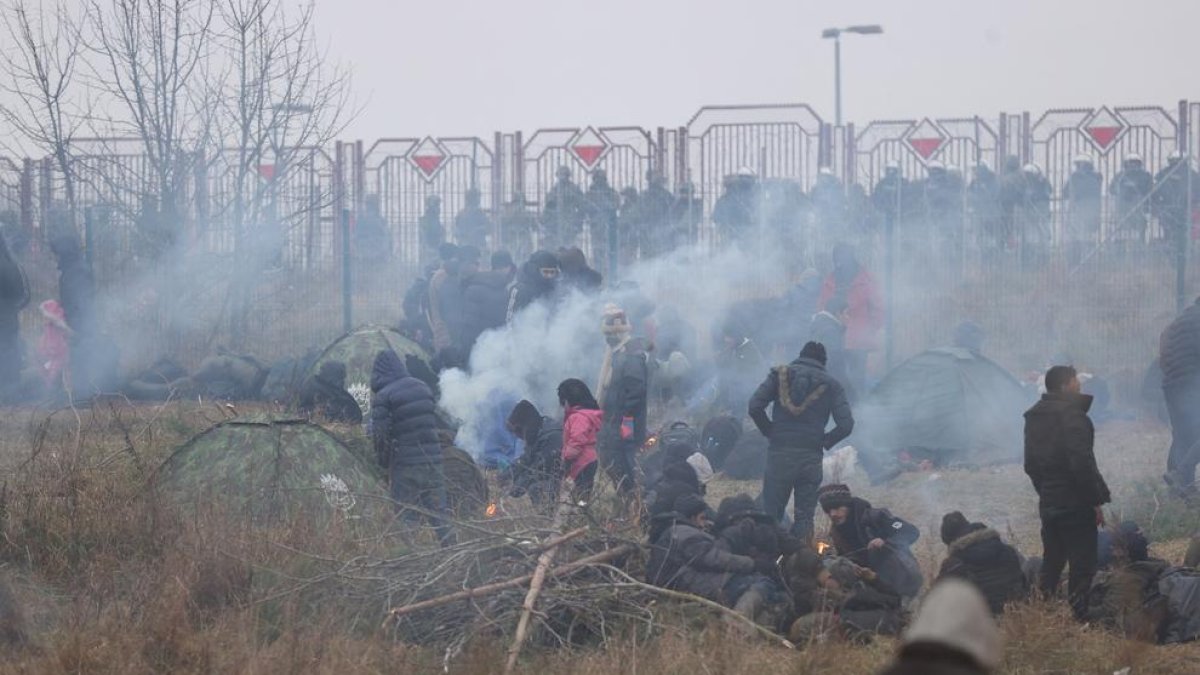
947,526,999,556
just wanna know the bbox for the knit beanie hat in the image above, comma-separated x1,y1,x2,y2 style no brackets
903,579,1003,670
507,400,541,431
800,341,828,365
940,511,973,546
817,483,853,512
674,493,708,519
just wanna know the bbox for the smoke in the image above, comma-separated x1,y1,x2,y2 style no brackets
439,231,810,458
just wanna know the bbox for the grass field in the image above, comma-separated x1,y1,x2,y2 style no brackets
0,402,1197,674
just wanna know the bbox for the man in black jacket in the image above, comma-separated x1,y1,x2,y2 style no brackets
460,250,516,354
1024,365,1110,619
749,341,854,539
818,484,923,601
1160,297,1200,495
506,399,564,508
370,349,455,546
937,511,1027,615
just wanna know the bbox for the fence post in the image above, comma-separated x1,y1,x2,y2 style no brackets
342,207,353,333
1179,99,1191,312
884,209,895,370
19,158,34,241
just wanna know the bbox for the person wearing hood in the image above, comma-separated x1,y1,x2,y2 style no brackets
506,400,565,508
749,341,854,540
596,304,649,496
877,579,1003,675
297,360,363,424
0,232,28,400
479,390,523,472
818,243,883,395
1160,297,1200,495
818,483,923,601
1024,365,1110,619
713,493,804,563
646,494,781,621
370,349,454,546
460,250,517,353
556,246,603,294
507,250,560,321
936,511,1027,615
558,378,602,503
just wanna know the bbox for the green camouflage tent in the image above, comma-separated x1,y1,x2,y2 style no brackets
156,414,387,522
310,325,434,394
855,348,1033,481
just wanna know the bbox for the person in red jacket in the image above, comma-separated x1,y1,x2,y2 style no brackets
818,243,884,394
557,378,602,503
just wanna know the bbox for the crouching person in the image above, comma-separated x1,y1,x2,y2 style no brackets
714,493,805,562
506,399,564,508
818,484,922,601
647,494,781,624
370,349,455,547
937,511,1028,615
785,550,906,644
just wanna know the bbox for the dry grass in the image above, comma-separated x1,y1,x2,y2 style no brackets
0,402,1198,674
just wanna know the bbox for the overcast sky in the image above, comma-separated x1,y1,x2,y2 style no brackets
314,0,1197,140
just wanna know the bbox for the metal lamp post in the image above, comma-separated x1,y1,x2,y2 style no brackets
821,25,883,127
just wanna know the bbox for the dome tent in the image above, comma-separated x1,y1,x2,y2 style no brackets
854,347,1032,482
310,325,436,394
156,414,387,522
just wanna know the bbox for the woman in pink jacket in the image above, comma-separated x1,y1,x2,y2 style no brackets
557,378,602,502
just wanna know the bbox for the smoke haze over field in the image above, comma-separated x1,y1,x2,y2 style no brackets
311,0,1200,138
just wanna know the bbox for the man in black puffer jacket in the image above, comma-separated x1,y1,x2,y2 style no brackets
1025,365,1110,619
937,511,1028,615
370,349,455,546
1160,297,1200,494
819,484,923,601
749,341,854,539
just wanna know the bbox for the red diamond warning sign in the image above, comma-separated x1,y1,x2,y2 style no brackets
905,119,946,161
1082,107,1125,153
409,137,448,180
570,127,609,168
257,164,276,181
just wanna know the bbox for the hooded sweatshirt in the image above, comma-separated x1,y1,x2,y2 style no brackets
370,350,442,467
562,405,601,480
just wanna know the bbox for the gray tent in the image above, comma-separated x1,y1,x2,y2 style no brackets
854,347,1032,481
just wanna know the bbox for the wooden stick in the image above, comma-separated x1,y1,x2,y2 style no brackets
383,544,634,622
504,484,573,674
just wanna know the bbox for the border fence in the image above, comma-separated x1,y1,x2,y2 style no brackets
0,100,1196,384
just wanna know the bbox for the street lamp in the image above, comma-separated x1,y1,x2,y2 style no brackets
821,25,883,127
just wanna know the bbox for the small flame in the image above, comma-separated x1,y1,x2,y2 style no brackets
645,437,658,448
486,503,498,517
816,541,831,555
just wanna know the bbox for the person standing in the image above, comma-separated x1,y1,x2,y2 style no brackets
370,349,455,546
1023,365,1110,619
596,304,649,496
1160,297,1200,495
0,232,29,401
748,341,854,540
818,243,883,396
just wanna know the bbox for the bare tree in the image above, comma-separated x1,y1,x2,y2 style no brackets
0,0,87,222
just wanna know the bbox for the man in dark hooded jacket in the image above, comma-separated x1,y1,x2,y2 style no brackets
749,341,854,539
818,483,923,601
460,250,516,353
1161,298,1200,494
506,399,565,508
370,349,454,546
507,250,560,321
298,361,363,424
1024,365,1110,619
936,511,1027,615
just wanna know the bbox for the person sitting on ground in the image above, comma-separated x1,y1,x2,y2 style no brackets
648,461,703,519
646,494,782,624
297,360,363,424
787,552,906,644
506,399,565,509
936,511,1028,615
818,483,923,601
1096,520,1154,570
713,493,805,563
876,579,1002,675
558,378,601,504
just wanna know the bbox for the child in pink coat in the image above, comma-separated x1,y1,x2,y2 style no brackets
557,378,602,502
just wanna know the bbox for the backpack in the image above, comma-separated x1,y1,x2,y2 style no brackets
661,421,699,462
